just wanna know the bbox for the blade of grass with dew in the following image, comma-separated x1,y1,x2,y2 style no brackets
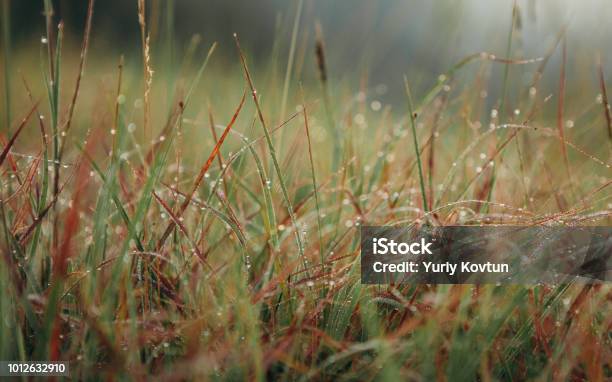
597,56,612,143
61,0,94,136
43,0,54,76
0,104,37,166
46,22,63,271
21,81,50,271
314,23,345,248
499,0,518,123
50,22,62,200
234,34,308,276
300,84,324,267
486,1,517,214
279,0,303,124
404,76,429,214
53,0,95,218
242,134,286,292
246,140,279,251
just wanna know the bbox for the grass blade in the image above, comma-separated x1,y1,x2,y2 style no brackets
0,104,37,167
234,33,308,276
597,55,612,142
403,76,429,214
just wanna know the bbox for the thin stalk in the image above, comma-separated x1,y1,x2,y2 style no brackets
314,22,342,249
21,75,49,268
279,0,303,123
43,0,55,83
138,0,152,145
50,22,63,256
597,58,612,172
62,0,94,135
499,0,517,122
557,36,573,188
404,76,429,214
486,1,517,213
314,23,340,172
300,84,324,267
207,105,229,197
597,55,612,143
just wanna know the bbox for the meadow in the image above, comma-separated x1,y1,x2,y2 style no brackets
0,0,610,380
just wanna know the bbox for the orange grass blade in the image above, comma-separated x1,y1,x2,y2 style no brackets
0,103,38,167
156,90,247,250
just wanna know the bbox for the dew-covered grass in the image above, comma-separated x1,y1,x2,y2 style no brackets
0,1,610,380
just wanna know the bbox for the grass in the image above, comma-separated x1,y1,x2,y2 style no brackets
0,1,611,381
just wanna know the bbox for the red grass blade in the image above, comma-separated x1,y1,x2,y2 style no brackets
156,90,247,250
0,103,38,167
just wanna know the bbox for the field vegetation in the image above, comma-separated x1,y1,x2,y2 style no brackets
0,1,610,380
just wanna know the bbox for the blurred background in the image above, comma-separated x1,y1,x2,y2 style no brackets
3,0,612,104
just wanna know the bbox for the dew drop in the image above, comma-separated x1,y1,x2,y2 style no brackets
529,87,537,97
